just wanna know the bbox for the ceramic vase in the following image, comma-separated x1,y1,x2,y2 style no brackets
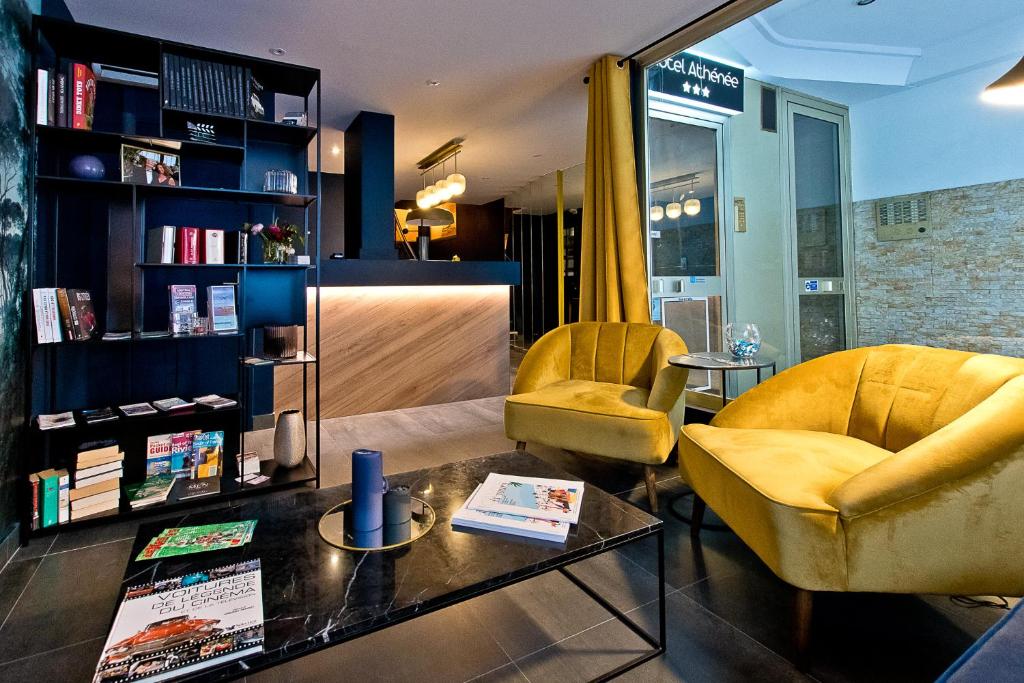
274,409,305,468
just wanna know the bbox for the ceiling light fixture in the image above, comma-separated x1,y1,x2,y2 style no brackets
416,140,468,206
981,57,1024,106
330,145,340,156
665,201,682,220
682,177,701,217
426,79,441,87
650,204,664,222
269,47,287,56
855,0,875,5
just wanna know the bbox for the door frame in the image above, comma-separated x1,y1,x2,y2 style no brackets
645,94,737,409
778,90,857,362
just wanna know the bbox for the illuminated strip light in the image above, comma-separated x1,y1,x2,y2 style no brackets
648,89,743,117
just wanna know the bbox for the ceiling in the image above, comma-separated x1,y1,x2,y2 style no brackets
66,0,728,205
697,0,1024,105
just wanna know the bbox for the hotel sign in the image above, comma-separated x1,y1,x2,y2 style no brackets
649,52,744,115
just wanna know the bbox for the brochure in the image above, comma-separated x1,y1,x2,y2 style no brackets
453,484,570,542
93,559,263,683
126,475,176,509
470,473,584,524
136,520,257,561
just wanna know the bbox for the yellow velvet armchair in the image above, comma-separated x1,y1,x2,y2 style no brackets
680,344,1024,649
505,322,689,511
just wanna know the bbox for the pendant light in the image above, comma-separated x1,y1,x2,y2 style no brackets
434,161,453,202
683,177,701,217
981,57,1024,106
665,198,682,219
650,204,664,222
446,153,467,196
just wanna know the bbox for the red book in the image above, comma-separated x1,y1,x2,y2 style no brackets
175,227,201,264
71,63,96,130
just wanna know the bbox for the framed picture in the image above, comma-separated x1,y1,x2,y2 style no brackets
120,143,181,186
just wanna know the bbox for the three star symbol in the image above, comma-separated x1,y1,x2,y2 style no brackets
682,82,712,98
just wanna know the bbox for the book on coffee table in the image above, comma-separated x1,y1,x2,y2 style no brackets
452,484,570,542
94,558,264,683
470,473,584,524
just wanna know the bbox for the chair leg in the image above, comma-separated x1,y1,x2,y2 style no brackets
643,465,659,513
515,441,526,452
794,588,813,668
690,494,706,538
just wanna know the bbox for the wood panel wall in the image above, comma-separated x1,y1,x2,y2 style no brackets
275,286,510,419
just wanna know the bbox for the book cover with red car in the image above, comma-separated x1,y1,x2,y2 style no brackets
93,559,263,682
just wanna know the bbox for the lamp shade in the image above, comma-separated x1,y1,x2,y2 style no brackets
447,172,467,195
665,202,682,219
684,198,701,216
435,178,453,201
650,205,664,222
414,191,430,209
405,207,454,226
981,57,1024,106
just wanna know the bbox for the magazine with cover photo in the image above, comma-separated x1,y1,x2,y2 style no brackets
136,520,257,561
471,473,584,524
452,484,570,542
93,559,263,683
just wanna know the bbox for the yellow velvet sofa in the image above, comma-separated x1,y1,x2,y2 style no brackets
680,344,1024,649
505,322,689,510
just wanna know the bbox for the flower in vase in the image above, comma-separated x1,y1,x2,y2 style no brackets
250,223,264,234
267,224,283,240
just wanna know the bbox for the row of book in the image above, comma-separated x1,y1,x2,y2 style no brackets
35,62,95,129
451,473,585,543
28,441,124,527
161,53,260,119
37,394,238,431
147,225,248,265
32,288,97,343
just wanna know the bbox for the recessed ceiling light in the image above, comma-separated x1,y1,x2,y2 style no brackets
269,47,287,56
425,79,441,87
532,154,543,158
330,145,341,156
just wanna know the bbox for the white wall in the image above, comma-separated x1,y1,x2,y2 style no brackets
851,57,1024,202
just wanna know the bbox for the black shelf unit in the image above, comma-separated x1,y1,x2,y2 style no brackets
25,16,322,540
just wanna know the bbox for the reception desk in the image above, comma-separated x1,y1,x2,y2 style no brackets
274,260,520,419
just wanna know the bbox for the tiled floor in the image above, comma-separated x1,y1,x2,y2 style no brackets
0,396,1006,682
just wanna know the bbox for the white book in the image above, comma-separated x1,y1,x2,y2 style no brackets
36,69,48,125
146,226,176,264
470,473,584,524
57,468,70,524
453,485,570,542
32,290,49,343
46,289,62,342
70,498,120,520
70,488,120,511
205,229,225,264
75,462,123,484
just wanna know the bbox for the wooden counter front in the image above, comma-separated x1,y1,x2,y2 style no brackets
274,285,510,418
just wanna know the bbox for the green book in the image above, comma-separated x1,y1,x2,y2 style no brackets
136,520,257,560
38,469,60,528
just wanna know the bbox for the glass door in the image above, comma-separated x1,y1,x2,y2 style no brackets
646,112,730,403
784,99,855,361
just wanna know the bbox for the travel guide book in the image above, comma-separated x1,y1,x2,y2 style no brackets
93,559,264,683
453,484,570,542
136,520,257,561
471,473,584,524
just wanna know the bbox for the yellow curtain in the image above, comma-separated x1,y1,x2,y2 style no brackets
580,55,651,324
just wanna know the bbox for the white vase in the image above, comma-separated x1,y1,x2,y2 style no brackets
274,410,305,468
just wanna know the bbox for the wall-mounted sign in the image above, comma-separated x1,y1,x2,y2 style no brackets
648,52,744,115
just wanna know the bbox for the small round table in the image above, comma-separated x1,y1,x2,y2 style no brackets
666,351,777,530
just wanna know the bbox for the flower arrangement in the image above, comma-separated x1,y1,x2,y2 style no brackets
243,219,304,264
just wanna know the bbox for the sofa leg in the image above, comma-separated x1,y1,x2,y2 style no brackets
643,465,659,513
690,494,706,538
515,441,526,452
794,588,813,668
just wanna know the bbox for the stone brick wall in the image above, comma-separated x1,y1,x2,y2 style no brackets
854,178,1024,357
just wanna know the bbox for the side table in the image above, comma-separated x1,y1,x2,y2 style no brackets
666,351,777,530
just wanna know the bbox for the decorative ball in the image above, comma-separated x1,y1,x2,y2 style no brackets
726,323,762,358
69,155,105,180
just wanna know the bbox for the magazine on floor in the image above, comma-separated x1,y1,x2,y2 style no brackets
93,559,263,683
470,473,584,524
452,484,570,542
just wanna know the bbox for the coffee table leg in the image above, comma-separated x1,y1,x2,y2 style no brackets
559,529,666,681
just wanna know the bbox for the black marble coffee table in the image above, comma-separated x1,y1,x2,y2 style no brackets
115,451,666,682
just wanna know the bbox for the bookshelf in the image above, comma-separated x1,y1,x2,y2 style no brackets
25,16,322,538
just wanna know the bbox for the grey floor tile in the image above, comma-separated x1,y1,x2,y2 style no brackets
0,557,41,628
249,601,510,683
466,661,531,682
0,538,132,663
11,533,56,562
0,636,104,683
48,518,140,554
565,548,663,614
